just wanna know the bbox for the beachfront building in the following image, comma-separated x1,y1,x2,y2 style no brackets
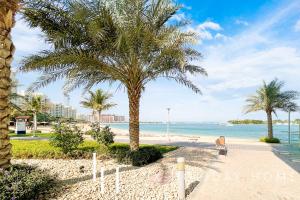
89,113,125,123
114,115,125,122
77,114,89,121
11,91,50,111
49,103,77,119
10,73,52,109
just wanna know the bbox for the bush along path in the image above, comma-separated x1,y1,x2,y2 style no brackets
0,164,59,200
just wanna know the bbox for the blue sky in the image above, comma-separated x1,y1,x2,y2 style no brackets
12,0,300,122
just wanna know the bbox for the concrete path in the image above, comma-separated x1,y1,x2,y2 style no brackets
188,145,300,200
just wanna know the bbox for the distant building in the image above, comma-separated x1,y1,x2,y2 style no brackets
49,103,77,119
91,113,125,123
24,93,50,109
114,115,125,122
11,89,50,111
77,114,89,121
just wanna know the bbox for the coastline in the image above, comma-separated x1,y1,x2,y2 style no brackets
17,124,277,145
110,127,266,146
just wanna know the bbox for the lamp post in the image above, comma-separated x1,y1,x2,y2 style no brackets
284,103,298,144
167,108,170,142
288,110,291,144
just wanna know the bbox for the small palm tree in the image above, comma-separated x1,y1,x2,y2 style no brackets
20,0,207,150
0,0,19,168
81,89,116,127
245,79,299,139
24,95,42,134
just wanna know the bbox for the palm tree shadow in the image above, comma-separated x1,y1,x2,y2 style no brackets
185,181,200,197
158,147,220,172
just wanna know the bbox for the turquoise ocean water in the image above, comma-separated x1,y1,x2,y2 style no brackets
108,122,300,143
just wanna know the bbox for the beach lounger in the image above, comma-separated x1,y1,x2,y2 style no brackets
216,136,227,156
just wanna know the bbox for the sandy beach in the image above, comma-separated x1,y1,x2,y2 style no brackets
109,126,268,146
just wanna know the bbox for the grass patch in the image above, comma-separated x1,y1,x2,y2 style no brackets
11,140,177,160
9,132,55,138
259,137,280,143
11,140,108,159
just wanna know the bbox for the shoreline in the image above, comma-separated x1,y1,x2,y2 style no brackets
110,127,268,145
11,124,277,145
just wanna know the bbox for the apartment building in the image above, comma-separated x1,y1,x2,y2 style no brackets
49,103,77,119
90,113,125,123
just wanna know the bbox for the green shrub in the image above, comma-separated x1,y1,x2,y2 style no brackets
9,129,15,134
259,137,280,143
109,144,163,166
90,125,114,146
109,143,129,153
0,164,57,200
50,124,84,154
85,130,94,135
31,130,42,134
12,140,108,159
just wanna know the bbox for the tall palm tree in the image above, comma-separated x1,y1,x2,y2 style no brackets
245,79,299,139
81,89,116,127
0,0,19,169
24,95,42,134
20,0,207,150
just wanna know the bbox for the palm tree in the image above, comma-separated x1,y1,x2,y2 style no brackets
0,0,19,169
20,0,207,150
81,89,116,127
24,95,42,134
245,79,299,139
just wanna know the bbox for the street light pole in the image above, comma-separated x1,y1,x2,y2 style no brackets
288,110,291,144
167,108,170,142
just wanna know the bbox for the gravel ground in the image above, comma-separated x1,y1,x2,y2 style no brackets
13,147,217,200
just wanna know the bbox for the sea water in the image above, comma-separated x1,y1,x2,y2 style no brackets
108,122,300,143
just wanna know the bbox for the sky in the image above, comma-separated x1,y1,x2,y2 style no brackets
12,0,300,122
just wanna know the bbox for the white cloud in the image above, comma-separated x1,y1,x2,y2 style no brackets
197,21,222,31
182,4,192,10
12,17,49,55
294,19,300,32
171,13,186,22
11,1,300,122
235,19,249,26
187,21,222,44
214,33,229,41
186,0,300,121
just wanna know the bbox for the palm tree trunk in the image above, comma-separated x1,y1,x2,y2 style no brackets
267,111,273,139
0,7,16,168
128,88,141,151
98,110,101,129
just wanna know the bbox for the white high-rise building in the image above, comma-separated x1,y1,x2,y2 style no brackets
49,103,77,119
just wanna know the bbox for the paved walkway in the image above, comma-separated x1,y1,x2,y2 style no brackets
188,145,300,200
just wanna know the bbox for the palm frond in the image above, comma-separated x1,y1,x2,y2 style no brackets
245,79,299,114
